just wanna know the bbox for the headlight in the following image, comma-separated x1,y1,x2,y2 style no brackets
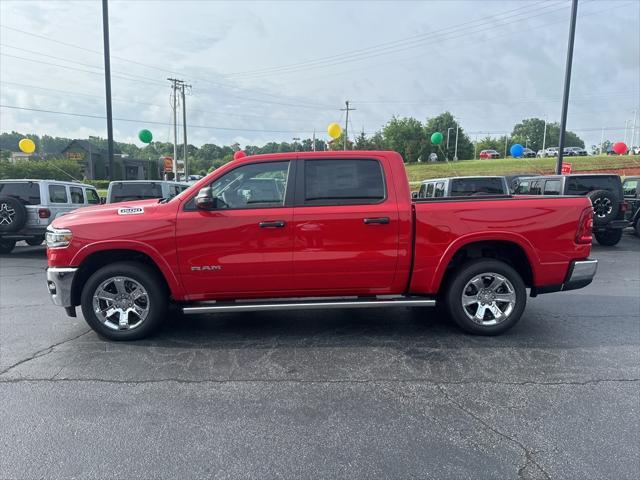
46,227,73,248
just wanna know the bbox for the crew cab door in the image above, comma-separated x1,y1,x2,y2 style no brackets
291,157,400,294
175,160,295,300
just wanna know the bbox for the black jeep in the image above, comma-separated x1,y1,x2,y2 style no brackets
515,174,630,246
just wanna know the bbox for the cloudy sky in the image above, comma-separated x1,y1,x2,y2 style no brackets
1,0,639,149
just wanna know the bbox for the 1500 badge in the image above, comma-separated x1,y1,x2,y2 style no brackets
118,207,145,215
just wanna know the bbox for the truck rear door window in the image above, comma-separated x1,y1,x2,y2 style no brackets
434,182,445,197
543,180,561,195
86,189,100,204
426,183,434,197
529,180,542,195
49,185,68,203
110,183,163,203
303,159,385,205
566,176,620,197
0,182,41,205
515,180,530,194
69,186,84,204
449,178,505,196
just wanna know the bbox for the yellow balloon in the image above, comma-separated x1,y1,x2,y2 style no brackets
19,138,36,154
327,123,342,139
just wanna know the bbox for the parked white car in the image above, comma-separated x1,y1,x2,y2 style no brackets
106,180,190,204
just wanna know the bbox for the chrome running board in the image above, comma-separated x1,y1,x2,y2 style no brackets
181,296,436,315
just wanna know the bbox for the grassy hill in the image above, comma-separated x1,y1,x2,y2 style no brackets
405,155,640,183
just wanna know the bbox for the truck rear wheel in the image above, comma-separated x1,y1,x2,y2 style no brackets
80,261,168,341
445,259,526,335
0,239,16,254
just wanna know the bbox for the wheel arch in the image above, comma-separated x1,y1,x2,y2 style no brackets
432,235,537,293
70,247,182,306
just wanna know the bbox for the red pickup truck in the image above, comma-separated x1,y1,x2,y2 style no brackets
46,151,597,340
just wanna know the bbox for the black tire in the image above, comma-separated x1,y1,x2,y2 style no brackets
0,239,16,254
81,261,168,341
25,235,45,246
444,259,527,336
587,190,618,226
0,196,27,233
594,229,623,246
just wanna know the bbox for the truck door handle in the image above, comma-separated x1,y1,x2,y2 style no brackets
363,217,390,225
259,220,286,228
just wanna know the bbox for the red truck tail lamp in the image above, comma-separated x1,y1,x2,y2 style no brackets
38,208,51,219
575,207,593,244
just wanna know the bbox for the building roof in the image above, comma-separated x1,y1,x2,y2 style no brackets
62,139,121,155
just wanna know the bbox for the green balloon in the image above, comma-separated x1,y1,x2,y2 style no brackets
431,132,443,145
138,129,153,143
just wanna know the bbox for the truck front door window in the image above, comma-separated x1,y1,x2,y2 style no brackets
209,161,290,209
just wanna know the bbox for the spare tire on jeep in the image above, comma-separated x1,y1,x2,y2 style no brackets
586,190,618,225
0,196,27,233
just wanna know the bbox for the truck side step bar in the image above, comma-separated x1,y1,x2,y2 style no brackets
181,296,436,315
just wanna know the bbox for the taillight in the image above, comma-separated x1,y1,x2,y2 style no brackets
576,207,593,244
38,208,51,219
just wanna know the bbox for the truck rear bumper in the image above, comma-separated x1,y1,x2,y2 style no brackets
46,267,77,312
532,259,598,295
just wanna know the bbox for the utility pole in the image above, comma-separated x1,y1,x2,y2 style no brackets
542,117,547,154
453,123,459,161
446,127,454,161
556,0,579,175
168,78,179,180
631,110,638,148
600,127,605,155
504,134,508,158
341,100,355,150
623,119,629,146
312,130,316,151
179,82,191,181
101,0,114,180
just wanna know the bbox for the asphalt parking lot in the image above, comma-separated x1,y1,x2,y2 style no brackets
1,233,638,479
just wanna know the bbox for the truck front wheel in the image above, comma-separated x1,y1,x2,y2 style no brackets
80,262,168,341
445,259,526,335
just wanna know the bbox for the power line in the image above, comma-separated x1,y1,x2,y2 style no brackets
225,1,575,79
0,24,335,110
0,104,319,134
225,0,560,78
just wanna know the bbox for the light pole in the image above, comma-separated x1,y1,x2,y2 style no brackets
542,117,547,155
556,0,579,175
504,134,508,158
453,123,459,161
101,0,114,180
446,127,454,161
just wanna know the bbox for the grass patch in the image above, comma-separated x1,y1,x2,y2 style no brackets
405,155,640,183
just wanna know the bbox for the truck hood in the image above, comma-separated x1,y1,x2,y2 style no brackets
51,198,162,229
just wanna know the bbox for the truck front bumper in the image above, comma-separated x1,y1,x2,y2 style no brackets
46,267,78,314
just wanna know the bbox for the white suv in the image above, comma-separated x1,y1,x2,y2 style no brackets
0,179,100,254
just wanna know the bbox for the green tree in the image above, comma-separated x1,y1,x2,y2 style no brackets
423,112,473,161
381,117,426,162
511,118,584,152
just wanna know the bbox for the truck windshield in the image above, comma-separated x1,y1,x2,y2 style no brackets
0,182,41,205
449,178,505,196
109,183,163,203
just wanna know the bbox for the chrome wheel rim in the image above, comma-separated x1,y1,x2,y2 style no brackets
592,197,612,219
92,276,150,331
461,273,516,326
0,202,15,225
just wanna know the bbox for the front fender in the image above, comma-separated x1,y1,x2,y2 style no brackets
71,239,185,299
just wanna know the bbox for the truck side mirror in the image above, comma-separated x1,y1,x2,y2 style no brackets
100,197,106,204
195,187,217,210
411,192,418,199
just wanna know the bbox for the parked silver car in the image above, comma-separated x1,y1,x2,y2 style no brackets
0,179,100,254
106,180,190,204
416,176,509,198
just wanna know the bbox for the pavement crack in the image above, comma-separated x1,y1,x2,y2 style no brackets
0,329,91,376
0,377,638,386
436,384,551,480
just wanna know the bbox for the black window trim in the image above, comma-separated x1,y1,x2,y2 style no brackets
293,157,388,207
183,159,296,211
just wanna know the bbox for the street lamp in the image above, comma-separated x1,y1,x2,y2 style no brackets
453,123,459,161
